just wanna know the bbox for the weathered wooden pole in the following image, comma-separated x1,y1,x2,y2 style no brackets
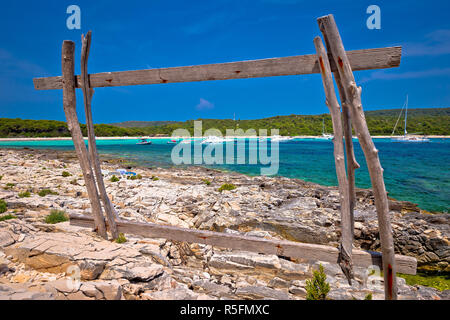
332,74,360,237
342,103,359,235
61,40,108,239
317,22,360,236
80,31,119,240
317,14,397,299
314,36,354,282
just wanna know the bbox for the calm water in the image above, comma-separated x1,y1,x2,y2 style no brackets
1,138,449,213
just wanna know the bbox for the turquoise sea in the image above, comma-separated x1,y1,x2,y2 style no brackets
1,138,449,213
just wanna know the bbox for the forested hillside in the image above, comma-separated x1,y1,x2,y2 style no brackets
0,108,448,137
109,121,179,128
0,118,144,138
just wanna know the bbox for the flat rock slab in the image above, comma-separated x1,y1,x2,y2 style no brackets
141,285,213,300
4,232,143,280
0,231,15,248
0,283,54,300
0,280,123,300
100,263,164,282
208,251,310,282
235,286,292,300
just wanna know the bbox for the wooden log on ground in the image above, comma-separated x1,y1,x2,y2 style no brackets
314,36,353,283
34,47,402,90
69,213,417,275
318,14,398,300
80,31,119,240
61,41,107,239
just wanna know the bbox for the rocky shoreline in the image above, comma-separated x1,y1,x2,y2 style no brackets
0,148,448,300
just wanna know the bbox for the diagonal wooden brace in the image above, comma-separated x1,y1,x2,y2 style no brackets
80,31,119,240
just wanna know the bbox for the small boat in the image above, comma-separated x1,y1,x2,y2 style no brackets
201,136,234,144
391,95,430,143
167,139,178,144
136,138,152,145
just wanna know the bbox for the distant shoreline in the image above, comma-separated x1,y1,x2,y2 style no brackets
0,135,449,141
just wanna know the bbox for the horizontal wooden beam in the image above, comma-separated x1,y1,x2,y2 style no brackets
34,46,401,90
69,213,416,275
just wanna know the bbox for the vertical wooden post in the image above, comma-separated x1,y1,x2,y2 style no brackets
80,31,119,240
314,36,354,282
332,74,360,237
61,40,108,239
317,14,397,300
319,28,360,236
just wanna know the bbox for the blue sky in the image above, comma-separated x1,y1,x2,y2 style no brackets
1,0,449,123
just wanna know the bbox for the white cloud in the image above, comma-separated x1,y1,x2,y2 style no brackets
359,67,450,83
0,48,46,77
403,29,450,57
195,98,214,111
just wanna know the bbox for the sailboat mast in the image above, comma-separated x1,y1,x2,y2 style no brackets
404,94,408,136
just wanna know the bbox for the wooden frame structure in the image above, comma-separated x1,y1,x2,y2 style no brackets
34,14,412,300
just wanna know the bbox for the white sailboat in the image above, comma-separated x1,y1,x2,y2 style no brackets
391,95,430,142
317,118,333,140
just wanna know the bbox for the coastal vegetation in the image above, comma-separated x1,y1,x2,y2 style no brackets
0,214,16,221
3,183,15,190
109,120,178,128
115,233,127,244
1,108,448,137
0,118,143,138
218,183,236,192
38,189,58,197
61,171,72,177
0,200,7,213
45,210,68,224
18,191,31,198
398,271,450,291
114,108,450,136
305,264,330,300
128,174,143,180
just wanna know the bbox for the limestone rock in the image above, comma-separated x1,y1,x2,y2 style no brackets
0,231,14,247
289,286,307,297
192,280,231,296
235,286,291,300
100,263,164,282
142,285,203,300
0,284,54,300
